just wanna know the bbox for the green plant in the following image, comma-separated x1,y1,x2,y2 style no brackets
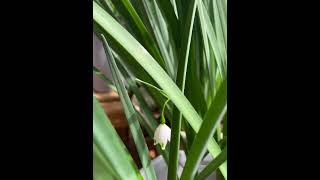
93,0,227,179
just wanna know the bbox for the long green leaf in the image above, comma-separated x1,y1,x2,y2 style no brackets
216,0,227,48
100,26,176,126
93,142,118,180
101,35,157,180
180,81,227,180
212,0,226,64
95,18,173,104
196,3,215,100
94,21,174,121
168,0,198,178
116,58,170,163
93,96,141,180
195,147,227,180
93,66,117,92
93,55,165,156
154,0,180,67
93,2,226,178
186,19,207,117
197,0,225,78
139,0,176,79
155,0,179,45
116,64,158,131
183,26,207,153
109,0,169,75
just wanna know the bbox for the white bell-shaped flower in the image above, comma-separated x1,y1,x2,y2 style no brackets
154,124,171,150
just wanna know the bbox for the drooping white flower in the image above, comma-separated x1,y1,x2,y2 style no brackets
154,124,171,150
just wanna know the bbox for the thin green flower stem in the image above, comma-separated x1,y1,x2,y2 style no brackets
135,78,168,98
160,98,171,124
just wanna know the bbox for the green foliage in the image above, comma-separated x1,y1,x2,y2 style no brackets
93,0,227,179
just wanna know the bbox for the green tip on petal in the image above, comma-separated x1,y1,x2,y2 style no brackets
160,144,165,150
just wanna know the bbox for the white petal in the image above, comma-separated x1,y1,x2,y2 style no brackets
153,124,171,149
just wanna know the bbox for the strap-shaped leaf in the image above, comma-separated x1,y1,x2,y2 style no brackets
93,66,117,92
93,96,141,180
195,147,227,180
168,0,198,178
180,80,227,180
101,35,157,180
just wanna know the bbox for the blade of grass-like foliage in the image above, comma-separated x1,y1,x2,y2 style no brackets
101,35,157,180
93,3,226,178
93,66,117,92
132,77,189,162
216,0,227,48
212,0,227,70
123,80,158,131
154,0,180,65
128,80,158,130
93,0,102,8
195,4,210,69
112,48,174,122
94,22,173,121
174,0,186,22
93,143,118,180
133,109,153,136
139,0,176,79
180,81,227,180
196,3,215,101
155,0,179,45
93,58,169,138
209,45,218,99
168,0,197,177
122,72,181,164
130,0,174,77
195,147,227,180
94,0,113,16
93,96,141,180
135,78,174,122
197,0,225,78
168,0,198,178
108,0,169,75
183,27,207,154
115,59,171,163
187,21,208,117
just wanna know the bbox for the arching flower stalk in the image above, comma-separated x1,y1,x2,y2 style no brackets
154,98,171,150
